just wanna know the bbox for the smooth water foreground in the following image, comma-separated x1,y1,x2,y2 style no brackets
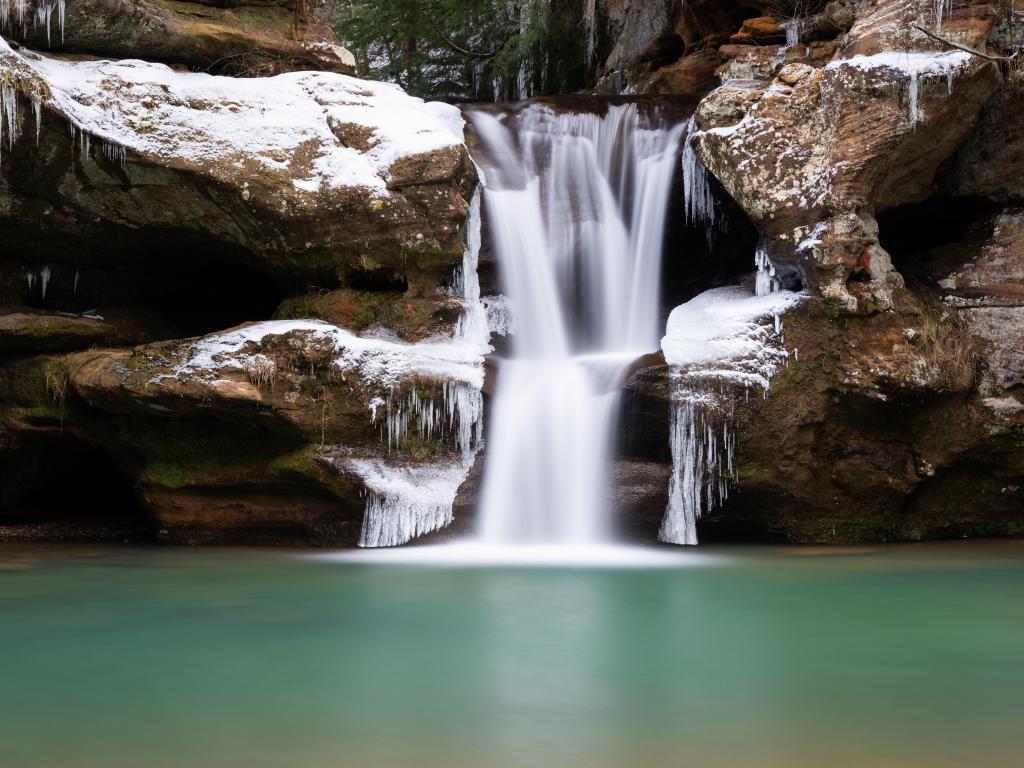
2,542,1023,768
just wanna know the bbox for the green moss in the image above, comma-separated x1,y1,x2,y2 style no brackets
133,425,297,489
818,296,849,320
274,295,329,322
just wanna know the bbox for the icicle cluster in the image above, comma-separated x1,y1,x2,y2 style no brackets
681,117,719,246
1,81,21,157
348,456,473,548
0,79,128,165
373,381,483,457
1,0,66,45
934,0,952,31
24,263,51,300
659,395,735,546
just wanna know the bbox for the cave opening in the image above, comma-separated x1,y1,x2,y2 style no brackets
877,195,998,286
660,162,760,324
10,244,288,340
0,432,153,540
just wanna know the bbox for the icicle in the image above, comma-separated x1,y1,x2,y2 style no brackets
681,117,718,246
934,0,952,31
379,382,483,456
659,397,736,546
32,95,41,144
72,266,79,298
755,245,779,296
1,83,20,154
39,264,50,301
101,140,126,166
453,185,490,352
909,71,919,125
349,456,473,548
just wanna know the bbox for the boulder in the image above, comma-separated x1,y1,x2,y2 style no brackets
621,288,1022,544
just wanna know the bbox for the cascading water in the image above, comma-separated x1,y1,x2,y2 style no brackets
468,102,685,546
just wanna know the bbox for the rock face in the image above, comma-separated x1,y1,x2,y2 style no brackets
0,17,483,544
1,0,354,76
48,320,486,545
610,0,1024,543
2,0,1023,547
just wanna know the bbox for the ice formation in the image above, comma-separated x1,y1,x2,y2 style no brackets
453,186,491,353
0,35,465,193
658,284,803,545
755,245,779,297
1,0,65,43
826,50,972,125
660,398,734,546
345,455,474,548
681,117,718,245
24,263,51,300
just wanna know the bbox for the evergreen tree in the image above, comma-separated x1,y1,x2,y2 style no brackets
319,0,599,102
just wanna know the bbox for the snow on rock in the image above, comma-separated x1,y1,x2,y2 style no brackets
826,51,973,124
658,282,803,546
0,35,465,194
661,285,803,392
170,319,484,390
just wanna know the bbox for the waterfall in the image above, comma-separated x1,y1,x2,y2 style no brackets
469,103,685,545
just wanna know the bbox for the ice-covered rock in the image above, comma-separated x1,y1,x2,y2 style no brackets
657,283,803,545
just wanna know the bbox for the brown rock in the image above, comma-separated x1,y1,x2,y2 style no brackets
729,16,785,45
645,50,723,97
5,0,355,76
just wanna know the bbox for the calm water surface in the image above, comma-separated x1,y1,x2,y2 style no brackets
1,541,1022,767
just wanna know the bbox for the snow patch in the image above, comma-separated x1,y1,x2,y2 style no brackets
661,285,801,395
826,50,973,125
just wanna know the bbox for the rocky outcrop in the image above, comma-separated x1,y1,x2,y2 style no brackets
691,0,1001,311
0,19,483,544
0,319,486,544
607,0,1024,544
0,38,475,299
1,0,354,76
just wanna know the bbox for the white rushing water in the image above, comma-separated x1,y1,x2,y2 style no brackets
469,103,685,545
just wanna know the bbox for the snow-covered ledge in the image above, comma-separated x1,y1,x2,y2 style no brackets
0,35,465,194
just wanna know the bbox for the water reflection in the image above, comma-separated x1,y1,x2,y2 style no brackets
0,543,1022,767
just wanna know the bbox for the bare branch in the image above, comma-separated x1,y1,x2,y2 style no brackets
911,23,1020,61
428,18,513,59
